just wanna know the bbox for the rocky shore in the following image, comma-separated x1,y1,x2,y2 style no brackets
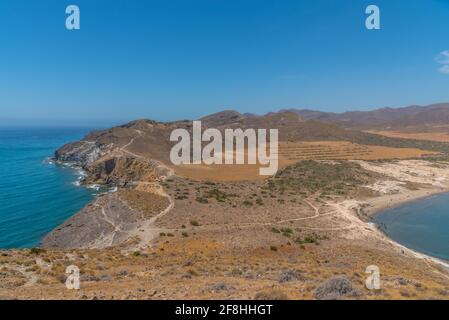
43,124,173,249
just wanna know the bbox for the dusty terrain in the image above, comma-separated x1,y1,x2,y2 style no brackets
2,158,449,300
2,111,449,300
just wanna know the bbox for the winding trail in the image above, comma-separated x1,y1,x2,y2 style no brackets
112,132,177,248
101,204,124,246
155,198,356,235
99,134,359,244
83,132,178,250
130,193,175,249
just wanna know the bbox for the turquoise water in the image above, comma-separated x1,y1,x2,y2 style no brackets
0,127,95,248
374,193,449,261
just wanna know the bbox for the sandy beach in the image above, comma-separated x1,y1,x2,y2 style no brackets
347,160,449,273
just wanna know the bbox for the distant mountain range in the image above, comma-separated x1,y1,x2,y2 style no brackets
280,103,449,131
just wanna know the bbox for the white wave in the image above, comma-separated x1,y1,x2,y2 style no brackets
42,157,54,165
87,184,101,191
109,187,118,193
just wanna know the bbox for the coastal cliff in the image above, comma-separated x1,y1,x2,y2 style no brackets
44,123,174,249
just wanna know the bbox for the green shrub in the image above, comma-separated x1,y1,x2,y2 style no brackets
271,227,281,233
30,248,44,255
295,233,327,245
190,220,200,227
243,200,253,207
195,196,208,204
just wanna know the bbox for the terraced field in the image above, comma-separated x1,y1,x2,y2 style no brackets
279,141,436,162
170,141,436,181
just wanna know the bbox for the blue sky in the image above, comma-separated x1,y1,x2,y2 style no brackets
1,0,449,126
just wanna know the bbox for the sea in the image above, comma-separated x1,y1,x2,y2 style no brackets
373,193,449,261
0,127,96,248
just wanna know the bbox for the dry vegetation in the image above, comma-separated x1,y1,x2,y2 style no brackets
269,160,378,198
3,156,449,299
2,158,449,300
1,236,449,300
118,190,169,218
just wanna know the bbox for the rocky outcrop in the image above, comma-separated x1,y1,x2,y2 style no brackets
55,141,103,167
83,156,170,186
45,123,175,249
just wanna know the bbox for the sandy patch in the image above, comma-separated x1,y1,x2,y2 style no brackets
365,180,407,194
355,160,449,187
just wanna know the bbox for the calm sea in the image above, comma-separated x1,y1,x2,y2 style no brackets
0,127,95,248
374,193,449,261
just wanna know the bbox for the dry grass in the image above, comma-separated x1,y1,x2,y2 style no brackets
118,190,169,218
1,238,448,300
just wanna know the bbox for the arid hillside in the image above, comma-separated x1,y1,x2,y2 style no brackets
2,159,449,300
2,108,449,300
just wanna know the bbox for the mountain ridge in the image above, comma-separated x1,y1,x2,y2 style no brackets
280,103,449,130
56,103,449,172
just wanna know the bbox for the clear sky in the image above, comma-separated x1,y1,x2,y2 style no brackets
1,0,449,126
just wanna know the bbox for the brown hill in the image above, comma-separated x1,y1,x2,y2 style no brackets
201,109,449,152
55,108,449,176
